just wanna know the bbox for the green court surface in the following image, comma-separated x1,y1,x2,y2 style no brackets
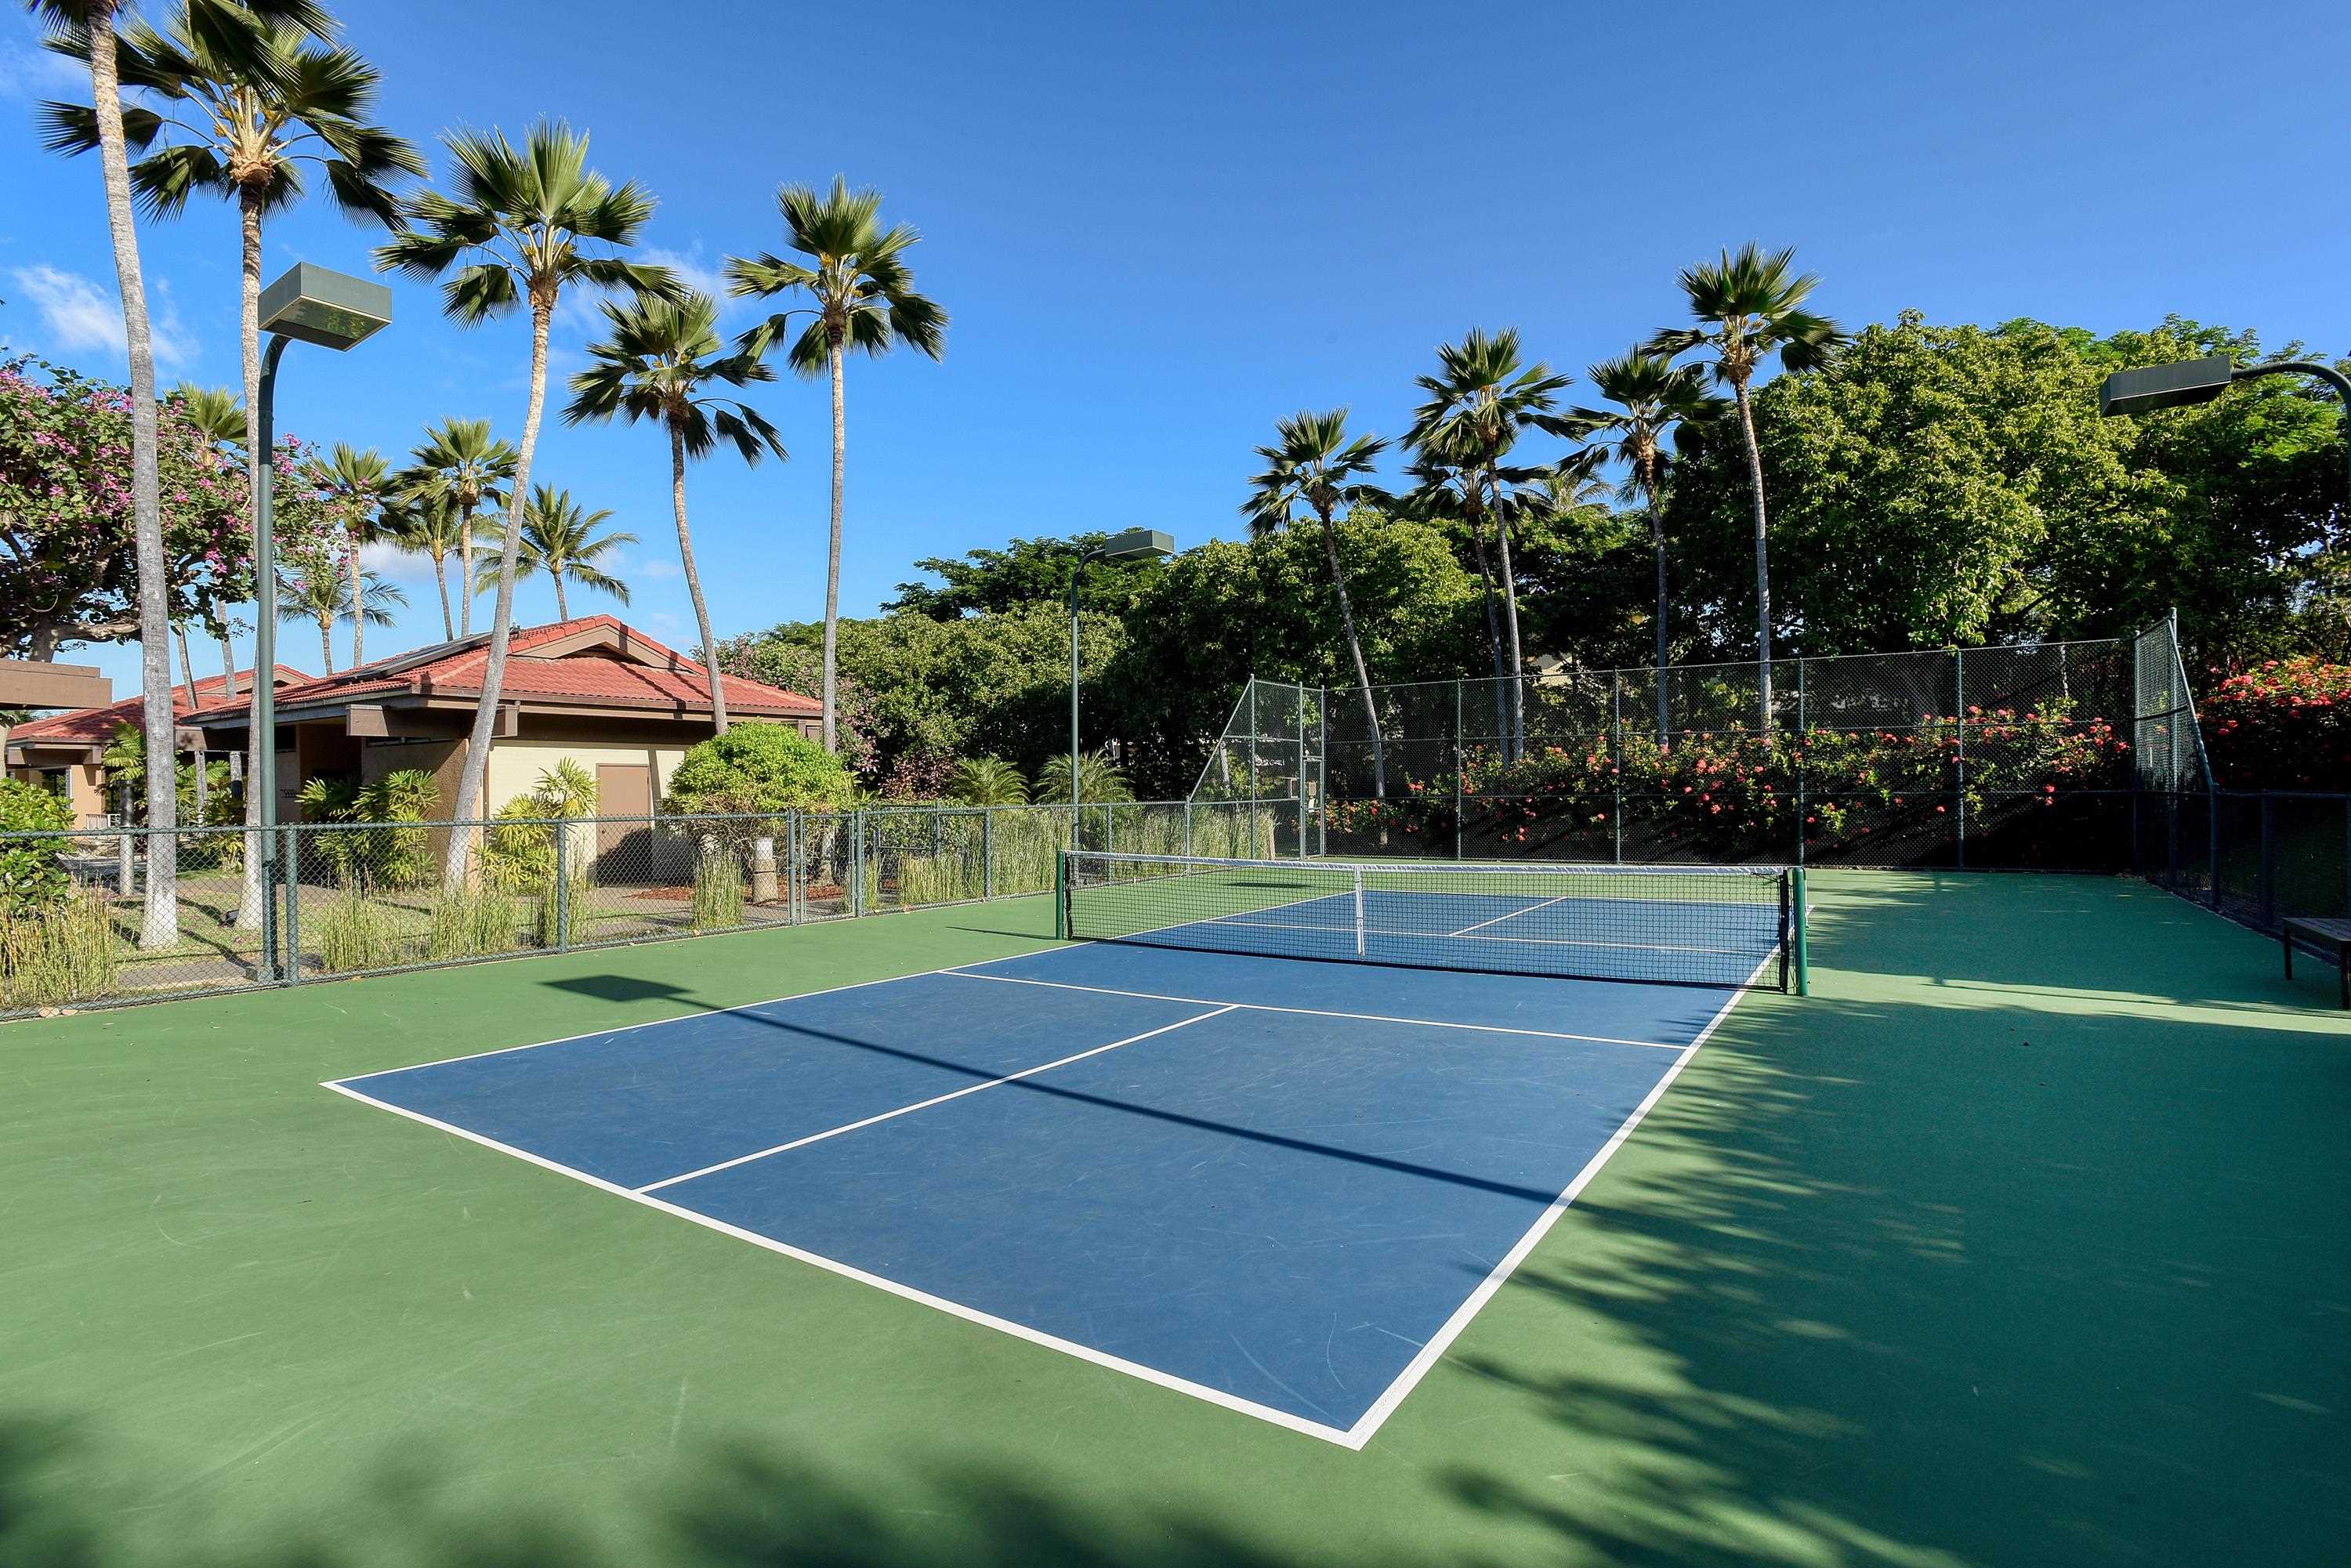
3,871,2346,1567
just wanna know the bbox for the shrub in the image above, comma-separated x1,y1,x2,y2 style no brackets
0,891,117,1007
427,887,518,960
690,843,746,931
2204,657,2351,790
667,723,853,815
948,756,1029,806
313,889,407,973
0,777,72,915
1034,748,1132,805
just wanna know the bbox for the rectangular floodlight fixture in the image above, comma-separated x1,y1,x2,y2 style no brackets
259,263,393,351
2099,353,2235,418
1102,527,1175,561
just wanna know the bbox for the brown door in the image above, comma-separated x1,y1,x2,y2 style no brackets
596,764,651,857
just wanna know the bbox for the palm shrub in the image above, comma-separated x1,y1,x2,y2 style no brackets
948,756,1028,806
1034,749,1131,805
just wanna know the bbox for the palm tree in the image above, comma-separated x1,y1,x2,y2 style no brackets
1243,408,1392,797
726,177,945,752
389,490,462,638
472,485,633,621
1406,328,1575,756
1647,244,1842,729
312,441,391,666
168,381,245,692
393,418,516,638
277,549,402,671
1568,350,1717,739
46,0,418,933
564,292,784,734
375,120,675,882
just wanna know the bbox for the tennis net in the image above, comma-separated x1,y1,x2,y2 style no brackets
1060,853,1801,990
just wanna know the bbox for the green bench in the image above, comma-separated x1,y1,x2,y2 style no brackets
2281,916,2351,1009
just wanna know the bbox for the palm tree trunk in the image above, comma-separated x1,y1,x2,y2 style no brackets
220,632,236,701
1493,503,1527,760
1648,485,1669,744
85,13,178,949
552,570,567,621
176,625,198,711
458,502,473,637
1733,377,1773,733
671,422,727,735
234,191,268,929
1316,509,1383,798
441,301,549,885
823,338,846,751
318,615,334,675
1465,512,1505,685
431,551,452,639
346,531,366,667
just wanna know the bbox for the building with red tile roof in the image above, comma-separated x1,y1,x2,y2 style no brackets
5,667,310,825
184,616,819,824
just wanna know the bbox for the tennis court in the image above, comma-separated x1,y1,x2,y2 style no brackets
6,867,2345,1568
326,857,1796,1443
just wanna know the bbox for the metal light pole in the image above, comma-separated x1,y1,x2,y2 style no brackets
250,263,391,978
2099,352,2351,498
1067,528,1173,849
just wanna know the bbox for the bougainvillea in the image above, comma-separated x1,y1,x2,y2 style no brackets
2204,658,2351,791
1324,704,2132,860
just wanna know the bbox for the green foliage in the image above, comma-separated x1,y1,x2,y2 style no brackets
298,769,438,889
2204,657,2351,790
666,723,854,814
0,891,117,1008
888,533,1162,620
313,891,407,974
947,756,1029,806
479,762,600,894
426,886,520,961
690,844,746,932
0,778,73,914
1034,748,1132,805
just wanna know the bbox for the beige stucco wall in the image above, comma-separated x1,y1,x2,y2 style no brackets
483,738,690,814
6,759,108,825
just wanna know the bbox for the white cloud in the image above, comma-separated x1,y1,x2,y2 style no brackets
645,610,686,639
637,244,737,313
629,551,683,581
7,263,195,368
0,34,87,103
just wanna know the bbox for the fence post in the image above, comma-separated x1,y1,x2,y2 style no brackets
982,808,994,902
2259,793,2275,928
788,812,801,924
1317,686,1330,856
1795,658,1807,867
1610,673,1624,865
553,817,571,951
851,812,866,918
1295,682,1307,860
1183,801,1193,859
1453,679,1465,861
281,824,302,985
2208,791,2221,908
1954,647,1967,870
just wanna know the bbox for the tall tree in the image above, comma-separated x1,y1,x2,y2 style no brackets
310,441,390,665
1242,408,1391,795
389,489,462,637
276,545,400,670
375,120,675,879
565,289,785,733
1567,349,1716,737
726,176,946,751
1406,327,1576,755
1647,244,1841,728
393,417,515,638
472,484,633,621
45,0,420,930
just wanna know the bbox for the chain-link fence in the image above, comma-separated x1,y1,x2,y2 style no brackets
0,797,1291,1020
1193,633,2160,870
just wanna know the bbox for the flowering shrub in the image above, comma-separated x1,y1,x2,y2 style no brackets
2204,658,2351,790
1324,705,2132,860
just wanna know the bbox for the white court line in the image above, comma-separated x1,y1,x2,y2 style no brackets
1443,894,1574,939
637,1006,1237,1193
317,1076,1360,1447
942,969,1687,1052
1334,938,1778,1446
327,951,1051,1087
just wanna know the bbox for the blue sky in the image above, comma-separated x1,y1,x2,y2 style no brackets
3,0,2346,697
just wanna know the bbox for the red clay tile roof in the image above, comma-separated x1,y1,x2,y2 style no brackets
6,667,310,747
201,616,817,722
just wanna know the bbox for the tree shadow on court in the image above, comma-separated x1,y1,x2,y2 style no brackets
540,975,706,1006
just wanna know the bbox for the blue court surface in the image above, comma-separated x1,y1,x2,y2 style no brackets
327,928,1757,1447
